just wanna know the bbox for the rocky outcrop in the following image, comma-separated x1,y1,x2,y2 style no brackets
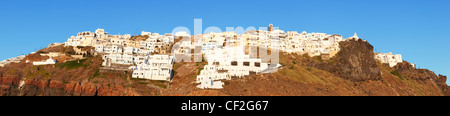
333,39,381,81
305,39,381,81
393,61,450,95
393,61,440,80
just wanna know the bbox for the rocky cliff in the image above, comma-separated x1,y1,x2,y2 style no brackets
393,61,450,95
303,39,381,81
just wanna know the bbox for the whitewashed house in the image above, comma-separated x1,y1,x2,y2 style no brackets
196,46,273,89
40,52,63,57
123,47,136,55
175,31,190,37
0,55,26,67
141,31,151,36
94,45,104,53
131,55,175,81
33,57,57,65
102,53,134,66
374,52,403,67
65,29,110,47
197,77,225,89
102,45,123,54
133,55,147,65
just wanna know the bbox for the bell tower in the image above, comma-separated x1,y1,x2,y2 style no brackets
269,24,273,32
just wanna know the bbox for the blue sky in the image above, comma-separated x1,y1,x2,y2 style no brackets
1,0,449,83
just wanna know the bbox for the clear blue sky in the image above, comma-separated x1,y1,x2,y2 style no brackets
1,0,449,83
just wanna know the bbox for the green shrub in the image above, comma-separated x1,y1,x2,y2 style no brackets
224,81,230,85
138,82,149,85
65,51,76,55
391,70,404,80
316,56,323,62
25,66,51,80
198,67,204,75
62,59,88,70
89,69,102,80
302,54,310,58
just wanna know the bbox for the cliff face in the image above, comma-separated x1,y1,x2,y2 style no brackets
394,61,443,80
393,61,450,95
303,39,381,81
334,39,381,81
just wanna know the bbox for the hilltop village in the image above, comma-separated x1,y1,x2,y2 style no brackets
0,24,413,89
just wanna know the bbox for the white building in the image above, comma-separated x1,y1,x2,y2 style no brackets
96,45,123,54
237,25,345,58
374,52,403,67
33,57,57,65
94,45,104,53
196,46,274,89
123,47,136,54
141,31,151,36
134,33,174,53
109,34,131,46
197,77,225,89
131,55,175,81
40,52,63,57
174,31,190,37
102,53,134,66
65,28,114,47
0,55,26,67
65,31,96,47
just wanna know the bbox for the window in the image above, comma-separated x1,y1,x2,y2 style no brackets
243,62,250,66
231,61,238,66
255,62,261,67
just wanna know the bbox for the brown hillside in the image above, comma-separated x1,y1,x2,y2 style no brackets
0,40,448,96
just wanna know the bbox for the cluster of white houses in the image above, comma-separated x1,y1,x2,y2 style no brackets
374,52,415,68
190,25,414,89
32,57,57,66
0,52,59,67
192,25,349,89
196,46,275,89
64,29,176,81
130,55,174,81
0,55,26,67
1,24,418,89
